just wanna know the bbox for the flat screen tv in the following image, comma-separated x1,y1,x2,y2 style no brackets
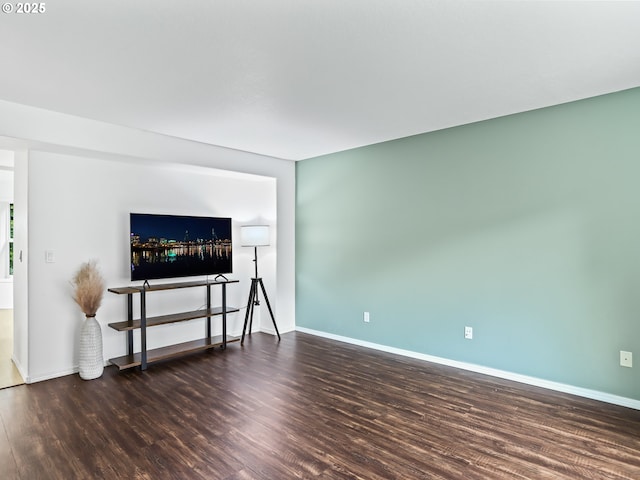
130,213,232,281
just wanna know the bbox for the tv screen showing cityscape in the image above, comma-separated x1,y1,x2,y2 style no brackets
130,213,232,281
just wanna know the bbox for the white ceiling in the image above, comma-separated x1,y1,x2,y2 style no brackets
1,1,639,161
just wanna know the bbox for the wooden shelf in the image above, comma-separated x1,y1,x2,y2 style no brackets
109,336,240,370
109,279,239,371
108,278,239,295
108,306,240,331
107,286,140,295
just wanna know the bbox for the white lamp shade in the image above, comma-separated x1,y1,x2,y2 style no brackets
241,225,270,246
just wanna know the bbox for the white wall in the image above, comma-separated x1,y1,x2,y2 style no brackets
0,173,12,199
0,198,12,306
0,99,296,383
28,151,277,380
12,149,28,378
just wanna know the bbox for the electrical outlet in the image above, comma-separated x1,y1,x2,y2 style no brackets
363,312,370,323
620,351,633,368
464,326,473,340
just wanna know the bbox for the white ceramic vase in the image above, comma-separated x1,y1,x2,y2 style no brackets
79,315,104,380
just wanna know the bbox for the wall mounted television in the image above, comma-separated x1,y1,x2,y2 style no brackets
130,213,232,282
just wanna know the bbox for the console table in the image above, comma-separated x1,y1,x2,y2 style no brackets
107,279,239,371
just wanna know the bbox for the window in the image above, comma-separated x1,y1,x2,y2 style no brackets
9,203,13,276
0,202,12,278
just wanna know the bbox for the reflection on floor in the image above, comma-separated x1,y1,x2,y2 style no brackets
0,309,24,389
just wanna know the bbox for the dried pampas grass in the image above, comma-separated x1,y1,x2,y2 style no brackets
72,260,105,317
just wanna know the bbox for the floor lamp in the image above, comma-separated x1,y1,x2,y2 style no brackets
240,225,281,344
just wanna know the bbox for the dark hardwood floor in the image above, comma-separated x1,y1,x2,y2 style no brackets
1,331,640,479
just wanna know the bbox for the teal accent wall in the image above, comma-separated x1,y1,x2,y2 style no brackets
296,88,640,400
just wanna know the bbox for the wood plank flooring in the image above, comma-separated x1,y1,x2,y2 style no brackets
1,331,640,479
0,309,24,390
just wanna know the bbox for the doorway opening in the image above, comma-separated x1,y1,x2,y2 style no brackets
0,151,24,389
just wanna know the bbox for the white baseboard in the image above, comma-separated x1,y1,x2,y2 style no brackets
22,359,117,384
296,327,640,411
28,366,79,384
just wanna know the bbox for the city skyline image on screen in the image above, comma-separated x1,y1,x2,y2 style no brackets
130,213,233,281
